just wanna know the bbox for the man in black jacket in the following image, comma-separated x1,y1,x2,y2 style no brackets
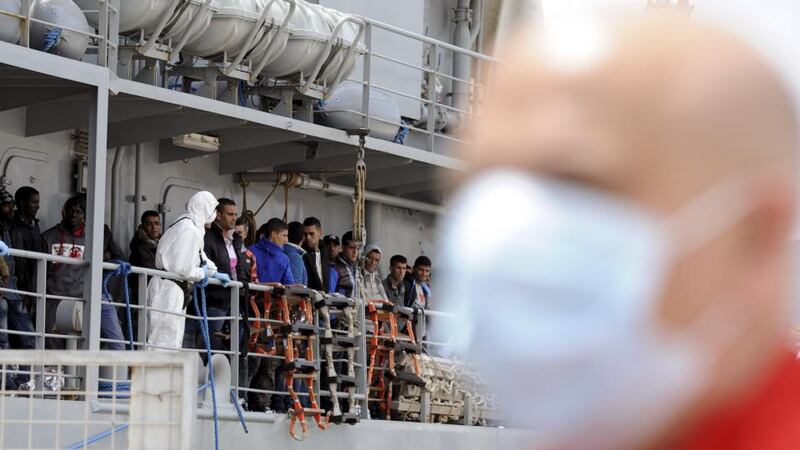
183,198,248,351
128,210,160,269
10,186,43,315
301,216,330,292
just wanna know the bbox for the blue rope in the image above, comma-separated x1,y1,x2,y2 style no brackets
102,260,135,350
192,276,219,450
64,423,129,450
230,387,249,433
41,28,62,53
62,383,212,449
98,380,131,399
393,120,409,144
238,81,247,107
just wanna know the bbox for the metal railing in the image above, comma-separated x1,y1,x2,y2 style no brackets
0,1,495,156
0,350,196,449
0,248,373,419
0,0,119,69
0,247,486,427
351,17,497,153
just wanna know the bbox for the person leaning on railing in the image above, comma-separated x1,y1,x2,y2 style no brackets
146,191,232,351
41,195,127,350
0,187,35,352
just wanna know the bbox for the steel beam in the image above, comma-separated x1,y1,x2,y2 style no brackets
380,181,440,197
330,165,438,191
215,126,302,152
26,94,184,137
82,86,109,395
108,111,246,148
276,153,412,173
158,138,213,163
218,141,309,174
0,86,90,111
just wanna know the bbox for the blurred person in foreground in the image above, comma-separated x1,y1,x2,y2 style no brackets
439,15,800,450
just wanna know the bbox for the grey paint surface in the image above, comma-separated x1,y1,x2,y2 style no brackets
321,0,425,120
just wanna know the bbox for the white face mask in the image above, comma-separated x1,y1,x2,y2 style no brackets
437,169,753,449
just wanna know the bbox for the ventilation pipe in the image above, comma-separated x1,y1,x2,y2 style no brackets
110,147,123,235
238,172,446,216
133,144,144,225
452,0,478,118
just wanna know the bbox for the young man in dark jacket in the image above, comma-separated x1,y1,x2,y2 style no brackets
183,198,248,351
128,210,160,269
301,217,330,291
0,187,34,350
10,186,43,314
403,256,432,343
329,231,359,297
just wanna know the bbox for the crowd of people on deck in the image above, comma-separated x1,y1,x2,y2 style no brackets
0,186,432,411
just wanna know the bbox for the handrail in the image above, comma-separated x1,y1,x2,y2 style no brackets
298,14,366,94
362,16,498,63
4,247,466,425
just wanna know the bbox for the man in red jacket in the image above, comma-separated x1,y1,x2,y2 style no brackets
442,14,800,450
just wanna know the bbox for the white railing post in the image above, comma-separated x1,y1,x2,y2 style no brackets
356,299,368,418
82,86,110,396
230,284,240,397
137,272,148,349
360,21,372,131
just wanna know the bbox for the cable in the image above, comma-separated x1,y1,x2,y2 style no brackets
192,276,219,450
230,387,249,433
253,180,281,217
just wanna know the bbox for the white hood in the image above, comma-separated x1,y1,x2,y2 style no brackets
184,191,218,230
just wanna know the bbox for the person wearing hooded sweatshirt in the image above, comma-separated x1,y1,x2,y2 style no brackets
361,244,388,301
328,231,360,297
248,218,293,285
283,221,307,286
146,191,232,351
41,195,126,350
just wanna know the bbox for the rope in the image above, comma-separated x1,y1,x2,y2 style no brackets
353,136,367,253
230,387,249,433
64,424,129,450
102,260,135,350
393,121,409,144
98,380,131,399
282,172,301,222
192,275,220,450
239,177,249,212
41,28,62,53
253,180,280,217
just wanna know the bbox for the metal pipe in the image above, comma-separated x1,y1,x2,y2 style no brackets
452,0,473,118
238,172,446,215
469,0,483,46
133,144,143,226
110,147,124,236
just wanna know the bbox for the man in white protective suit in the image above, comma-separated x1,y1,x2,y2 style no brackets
146,191,233,350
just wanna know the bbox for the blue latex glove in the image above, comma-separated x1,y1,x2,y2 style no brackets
211,271,233,287
0,240,9,257
200,263,209,280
